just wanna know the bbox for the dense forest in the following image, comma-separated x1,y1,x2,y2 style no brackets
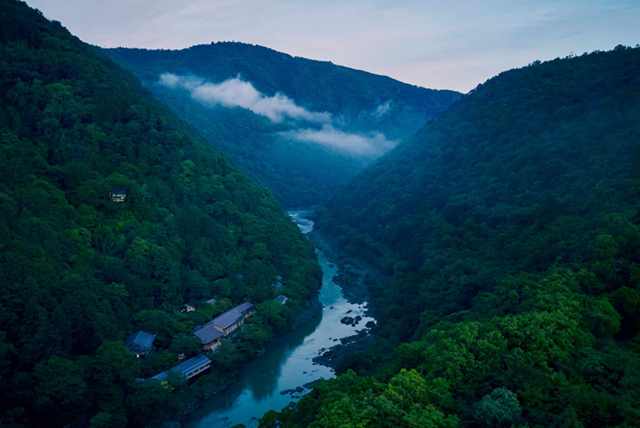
4,0,640,427
0,1,321,427
261,47,640,426
99,44,461,206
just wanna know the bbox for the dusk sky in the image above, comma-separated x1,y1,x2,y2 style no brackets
28,0,640,92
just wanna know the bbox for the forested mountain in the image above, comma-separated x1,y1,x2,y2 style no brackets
99,44,461,207
0,1,321,427
266,46,640,426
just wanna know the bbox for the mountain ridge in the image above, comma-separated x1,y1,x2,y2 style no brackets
99,42,461,206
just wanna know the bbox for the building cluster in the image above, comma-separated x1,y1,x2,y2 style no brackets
126,301,258,384
125,275,286,384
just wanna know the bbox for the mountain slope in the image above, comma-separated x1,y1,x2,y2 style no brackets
267,46,640,427
0,1,320,426
99,44,461,206
316,46,640,338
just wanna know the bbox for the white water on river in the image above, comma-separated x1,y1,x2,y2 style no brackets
185,211,375,428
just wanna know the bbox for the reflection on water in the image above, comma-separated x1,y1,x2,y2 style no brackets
186,211,374,428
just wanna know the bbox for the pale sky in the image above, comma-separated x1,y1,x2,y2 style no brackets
28,0,640,92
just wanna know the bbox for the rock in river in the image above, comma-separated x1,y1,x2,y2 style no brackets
340,316,355,325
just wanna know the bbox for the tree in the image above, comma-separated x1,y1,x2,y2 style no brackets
168,334,202,359
473,388,522,428
34,355,89,426
92,340,140,386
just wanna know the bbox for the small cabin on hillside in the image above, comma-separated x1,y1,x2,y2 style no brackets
206,298,217,305
124,330,156,358
181,303,196,313
152,354,211,382
192,324,224,351
273,275,284,289
274,295,288,305
110,188,127,203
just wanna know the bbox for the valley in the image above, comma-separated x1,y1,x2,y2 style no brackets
184,212,376,428
1,1,639,428
98,44,460,207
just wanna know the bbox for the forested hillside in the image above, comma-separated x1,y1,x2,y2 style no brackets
0,1,321,427
99,44,461,206
266,46,640,426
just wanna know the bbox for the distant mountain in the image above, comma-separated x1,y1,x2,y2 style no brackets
0,1,320,426
99,43,461,206
273,46,640,427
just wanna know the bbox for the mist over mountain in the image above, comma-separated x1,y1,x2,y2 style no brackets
99,43,461,206
157,72,396,158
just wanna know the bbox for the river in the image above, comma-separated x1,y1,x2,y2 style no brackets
185,211,375,428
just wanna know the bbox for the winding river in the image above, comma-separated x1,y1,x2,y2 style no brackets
186,211,375,428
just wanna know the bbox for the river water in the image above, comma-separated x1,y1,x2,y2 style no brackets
186,211,375,428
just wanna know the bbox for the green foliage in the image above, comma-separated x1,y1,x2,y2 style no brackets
315,45,640,341
99,43,461,207
473,388,522,427
0,1,321,426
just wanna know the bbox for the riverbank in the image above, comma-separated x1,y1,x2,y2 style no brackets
181,211,378,428
291,294,322,329
302,228,385,369
307,224,386,318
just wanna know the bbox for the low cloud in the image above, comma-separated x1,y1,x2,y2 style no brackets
160,73,399,158
159,73,330,123
280,125,398,157
373,100,392,118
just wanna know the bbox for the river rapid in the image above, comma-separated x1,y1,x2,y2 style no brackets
185,211,375,428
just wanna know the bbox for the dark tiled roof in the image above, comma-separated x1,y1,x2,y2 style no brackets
234,302,256,316
152,354,211,382
192,325,224,345
274,295,287,304
210,309,243,330
124,331,156,352
111,187,126,194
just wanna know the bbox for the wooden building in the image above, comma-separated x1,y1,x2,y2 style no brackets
192,324,224,351
273,275,284,289
207,309,244,335
110,187,127,203
274,295,288,305
152,354,211,382
124,330,156,358
181,303,196,313
234,302,257,318
205,301,256,336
